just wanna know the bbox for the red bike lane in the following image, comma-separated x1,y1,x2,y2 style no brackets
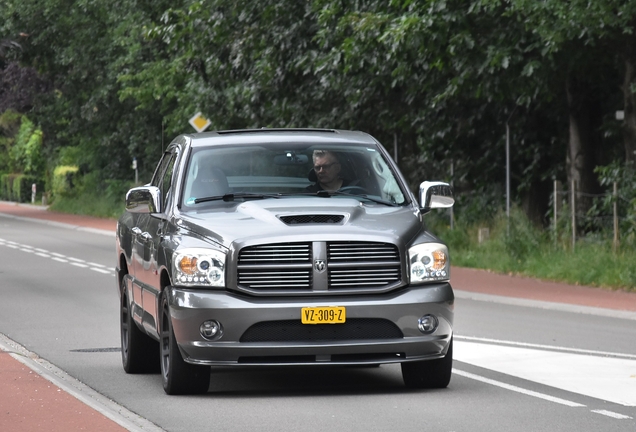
1,201,635,431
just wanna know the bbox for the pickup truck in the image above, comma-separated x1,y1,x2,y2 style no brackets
116,128,455,394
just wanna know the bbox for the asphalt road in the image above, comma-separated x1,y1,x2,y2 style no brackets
0,208,635,431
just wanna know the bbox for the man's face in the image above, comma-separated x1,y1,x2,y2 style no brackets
313,154,341,185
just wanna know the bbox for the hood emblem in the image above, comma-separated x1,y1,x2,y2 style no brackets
314,259,326,273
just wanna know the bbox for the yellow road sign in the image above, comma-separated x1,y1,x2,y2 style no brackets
189,112,211,132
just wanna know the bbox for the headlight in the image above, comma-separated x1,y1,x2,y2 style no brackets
173,248,226,287
408,243,450,284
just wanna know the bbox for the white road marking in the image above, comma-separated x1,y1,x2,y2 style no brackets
452,368,585,407
591,410,633,419
68,257,86,263
457,335,636,360
0,239,111,276
455,340,636,407
91,267,113,274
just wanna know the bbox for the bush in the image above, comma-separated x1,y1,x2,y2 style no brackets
13,175,43,203
48,171,132,218
52,165,79,198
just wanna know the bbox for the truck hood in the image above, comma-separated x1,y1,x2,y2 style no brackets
176,197,433,249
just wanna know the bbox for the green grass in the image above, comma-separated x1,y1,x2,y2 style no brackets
429,208,636,292
48,176,129,219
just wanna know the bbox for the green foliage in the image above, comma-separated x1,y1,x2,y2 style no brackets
51,165,79,198
0,111,44,177
593,161,636,242
0,173,18,200
11,116,44,175
48,173,131,218
0,173,42,202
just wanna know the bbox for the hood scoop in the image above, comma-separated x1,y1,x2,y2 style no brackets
279,214,345,225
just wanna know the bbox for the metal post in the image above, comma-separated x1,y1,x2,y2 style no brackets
506,123,510,221
613,182,619,251
571,179,576,250
553,180,558,246
393,133,398,163
450,159,454,230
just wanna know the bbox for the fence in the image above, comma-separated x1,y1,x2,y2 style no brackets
552,180,630,250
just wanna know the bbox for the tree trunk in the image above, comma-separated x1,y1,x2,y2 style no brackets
565,76,601,222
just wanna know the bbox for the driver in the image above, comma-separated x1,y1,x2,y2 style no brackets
305,150,349,192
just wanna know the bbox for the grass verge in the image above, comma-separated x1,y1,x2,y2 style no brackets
429,208,636,292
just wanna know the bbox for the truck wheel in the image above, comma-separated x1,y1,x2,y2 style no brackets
401,338,453,389
160,294,210,395
120,278,159,373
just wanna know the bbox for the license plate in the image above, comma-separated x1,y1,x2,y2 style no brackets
301,306,346,324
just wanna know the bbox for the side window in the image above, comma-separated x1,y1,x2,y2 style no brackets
151,152,177,210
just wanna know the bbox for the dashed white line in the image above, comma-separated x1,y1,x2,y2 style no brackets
0,239,110,275
91,268,113,275
68,257,86,263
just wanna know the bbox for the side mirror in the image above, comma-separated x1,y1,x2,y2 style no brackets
419,181,454,213
125,186,161,214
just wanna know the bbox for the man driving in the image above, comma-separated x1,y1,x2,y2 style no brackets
305,150,347,192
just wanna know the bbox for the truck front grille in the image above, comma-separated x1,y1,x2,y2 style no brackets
236,241,401,295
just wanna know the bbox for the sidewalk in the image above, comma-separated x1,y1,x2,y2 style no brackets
1,201,635,431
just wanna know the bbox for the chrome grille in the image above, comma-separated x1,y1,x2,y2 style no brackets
237,269,311,289
238,243,311,264
236,241,401,294
328,242,399,262
329,266,400,287
328,242,400,289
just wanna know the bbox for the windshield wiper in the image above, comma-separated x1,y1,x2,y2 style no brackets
193,192,281,204
314,190,399,207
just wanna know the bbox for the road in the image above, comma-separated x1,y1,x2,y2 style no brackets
0,206,635,431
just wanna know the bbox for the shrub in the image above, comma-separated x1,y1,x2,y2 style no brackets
52,165,79,198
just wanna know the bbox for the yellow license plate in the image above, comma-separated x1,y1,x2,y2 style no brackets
301,306,346,324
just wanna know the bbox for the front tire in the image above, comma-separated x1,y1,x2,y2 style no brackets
160,293,210,395
401,338,453,389
120,275,159,373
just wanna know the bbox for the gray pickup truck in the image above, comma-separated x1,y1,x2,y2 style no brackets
116,128,455,394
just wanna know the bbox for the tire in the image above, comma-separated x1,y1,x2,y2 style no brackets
120,276,160,373
160,294,210,395
401,338,453,389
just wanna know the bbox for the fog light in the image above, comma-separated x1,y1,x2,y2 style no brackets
200,320,222,340
418,314,439,334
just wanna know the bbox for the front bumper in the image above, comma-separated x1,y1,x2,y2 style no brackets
167,283,454,366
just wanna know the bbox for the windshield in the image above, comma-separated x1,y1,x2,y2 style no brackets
180,142,407,209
